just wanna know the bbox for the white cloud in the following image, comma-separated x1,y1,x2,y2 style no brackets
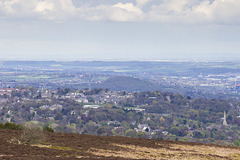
113,3,142,14
112,3,143,21
136,0,151,8
76,2,143,22
33,0,76,20
0,0,240,24
0,0,38,18
34,1,54,13
148,0,192,23
148,0,240,24
193,0,240,24
34,1,55,19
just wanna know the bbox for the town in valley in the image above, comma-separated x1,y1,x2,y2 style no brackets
0,61,240,146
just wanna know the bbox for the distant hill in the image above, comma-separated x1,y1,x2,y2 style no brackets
94,76,161,92
1,129,239,160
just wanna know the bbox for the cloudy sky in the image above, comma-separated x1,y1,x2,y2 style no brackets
0,0,240,61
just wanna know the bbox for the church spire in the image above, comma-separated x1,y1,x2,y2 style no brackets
223,111,227,126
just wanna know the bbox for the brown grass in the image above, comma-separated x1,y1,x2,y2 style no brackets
89,143,240,160
1,129,239,160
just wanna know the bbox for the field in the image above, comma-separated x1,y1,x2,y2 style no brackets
0,129,240,160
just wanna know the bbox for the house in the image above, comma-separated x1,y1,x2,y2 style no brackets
71,110,76,115
40,105,51,110
50,104,62,111
107,121,120,125
162,131,168,136
136,124,150,132
83,105,101,109
76,98,88,103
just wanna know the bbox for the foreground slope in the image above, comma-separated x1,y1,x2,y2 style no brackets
0,129,240,160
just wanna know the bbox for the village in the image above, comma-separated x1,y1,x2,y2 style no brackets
0,87,239,145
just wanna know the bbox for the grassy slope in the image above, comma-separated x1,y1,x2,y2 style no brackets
0,129,239,160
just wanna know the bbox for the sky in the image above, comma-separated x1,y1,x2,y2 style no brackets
0,0,240,61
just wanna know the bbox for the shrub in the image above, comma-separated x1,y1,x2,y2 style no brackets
0,123,4,129
21,124,44,144
0,122,22,130
233,139,240,146
96,127,106,136
4,122,22,130
43,126,54,132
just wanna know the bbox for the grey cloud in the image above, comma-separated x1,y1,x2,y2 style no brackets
0,0,240,24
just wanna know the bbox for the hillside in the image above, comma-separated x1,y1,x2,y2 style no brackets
0,129,239,160
94,76,161,92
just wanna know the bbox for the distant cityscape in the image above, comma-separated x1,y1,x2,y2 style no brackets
1,61,240,99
